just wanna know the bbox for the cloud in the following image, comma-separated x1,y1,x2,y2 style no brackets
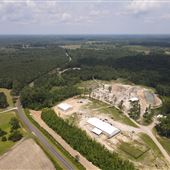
60,13,72,22
121,0,162,16
0,0,110,25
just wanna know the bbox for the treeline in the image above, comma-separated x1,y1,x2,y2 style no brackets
41,109,135,170
0,92,8,108
156,115,170,138
21,86,80,110
0,46,67,95
68,53,170,96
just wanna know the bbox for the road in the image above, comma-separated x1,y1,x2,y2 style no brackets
14,100,74,170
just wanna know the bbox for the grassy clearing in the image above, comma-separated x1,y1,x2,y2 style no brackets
25,109,85,170
0,111,26,155
88,98,138,127
139,133,162,157
153,128,170,156
118,141,149,159
0,88,13,108
157,137,170,156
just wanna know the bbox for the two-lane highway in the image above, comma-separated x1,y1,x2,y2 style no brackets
15,99,74,170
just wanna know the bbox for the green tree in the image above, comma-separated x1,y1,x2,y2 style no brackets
1,136,7,142
0,92,8,108
9,117,20,131
0,128,7,137
8,130,23,142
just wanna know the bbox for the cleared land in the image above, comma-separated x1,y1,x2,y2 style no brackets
0,139,55,170
91,82,162,115
53,96,168,170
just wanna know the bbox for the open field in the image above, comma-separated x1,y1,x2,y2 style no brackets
153,128,170,156
0,111,17,155
0,138,55,170
116,133,169,170
118,141,149,159
0,88,13,109
88,99,138,127
60,44,81,49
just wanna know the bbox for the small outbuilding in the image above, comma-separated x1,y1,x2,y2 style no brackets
91,128,102,135
129,97,139,102
57,103,72,112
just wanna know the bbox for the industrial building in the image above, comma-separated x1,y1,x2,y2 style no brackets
87,117,120,138
57,103,72,112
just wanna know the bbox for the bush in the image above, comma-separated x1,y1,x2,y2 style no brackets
0,128,7,137
8,130,23,142
1,136,7,142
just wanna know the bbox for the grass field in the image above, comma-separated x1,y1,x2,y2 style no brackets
157,137,170,156
0,111,20,155
118,141,149,159
87,98,138,127
139,133,162,157
0,88,13,108
152,128,170,156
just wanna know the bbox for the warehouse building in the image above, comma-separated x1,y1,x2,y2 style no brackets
57,103,72,112
87,117,120,138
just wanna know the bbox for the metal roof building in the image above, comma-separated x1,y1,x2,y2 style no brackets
129,97,139,102
87,117,120,138
57,103,72,112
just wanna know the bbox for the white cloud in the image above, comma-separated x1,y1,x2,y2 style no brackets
0,0,111,25
60,13,72,22
124,0,162,16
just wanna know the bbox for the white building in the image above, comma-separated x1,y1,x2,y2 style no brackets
57,103,72,112
129,97,139,102
87,117,120,138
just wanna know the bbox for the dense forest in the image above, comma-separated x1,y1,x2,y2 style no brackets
41,109,135,170
0,46,67,95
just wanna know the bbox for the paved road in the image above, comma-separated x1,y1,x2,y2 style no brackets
15,100,74,170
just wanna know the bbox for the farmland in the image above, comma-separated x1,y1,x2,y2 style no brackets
0,139,55,170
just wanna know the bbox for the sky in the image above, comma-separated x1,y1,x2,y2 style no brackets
0,0,170,34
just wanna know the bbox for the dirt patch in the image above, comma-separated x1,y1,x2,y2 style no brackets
0,138,55,170
53,97,90,118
